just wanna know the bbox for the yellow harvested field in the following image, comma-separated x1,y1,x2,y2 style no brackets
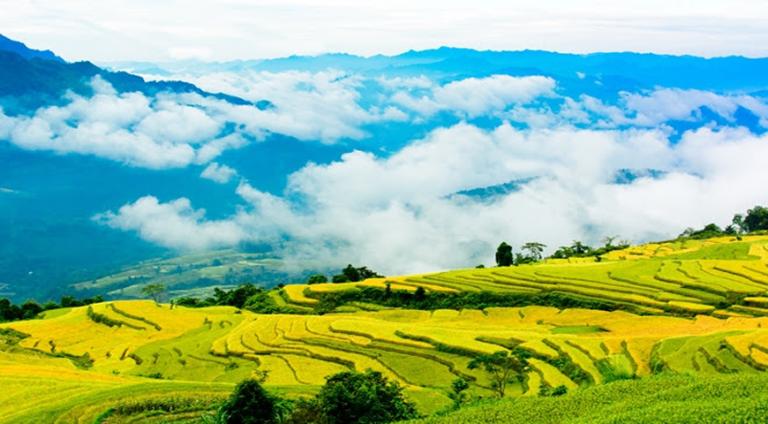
5,236,768,420
528,358,577,389
282,285,319,305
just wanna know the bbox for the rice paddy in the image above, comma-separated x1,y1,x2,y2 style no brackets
3,236,768,421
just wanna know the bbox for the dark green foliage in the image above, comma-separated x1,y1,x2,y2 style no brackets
176,284,300,314
414,287,427,302
242,291,282,314
675,205,768,241
495,242,514,267
332,274,350,283
539,384,568,397
285,399,323,424
307,274,328,284
468,351,526,398
174,296,203,307
0,294,106,323
215,284,262,309
679,223,724,240
20,301,43,320
332,265,383,283
304,370,418,424
743,206,768,232
219,379,282,424
60,295,104,308
0,298,23,321
310,287,626,315
449,378,470,409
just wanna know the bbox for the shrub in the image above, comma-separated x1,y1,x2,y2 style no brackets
307,274,328,284
219,379,282,424
298,370,418,424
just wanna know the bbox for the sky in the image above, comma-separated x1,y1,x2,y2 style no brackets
2,0,768,62
3,1,768,276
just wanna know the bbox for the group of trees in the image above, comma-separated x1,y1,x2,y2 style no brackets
306,265,383,285
680,205,768,240
0,295,103,322
494,236,633,265
174,284,283,313
214,370,417,424
494,242,547,266
549,236,630,260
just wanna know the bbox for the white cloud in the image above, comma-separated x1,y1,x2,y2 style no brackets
0,73,413,169
98,122,768,275
94,196,247,251
169,70,408,143
392,75,556,118
575,89,768,128
0,77,243,169
201,162,237,184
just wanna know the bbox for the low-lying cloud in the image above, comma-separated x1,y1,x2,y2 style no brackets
97,123,768,274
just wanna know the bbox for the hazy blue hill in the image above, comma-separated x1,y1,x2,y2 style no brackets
0,34,63,62
0,35,251,114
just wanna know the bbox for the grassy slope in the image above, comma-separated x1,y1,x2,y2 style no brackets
411,373,768,424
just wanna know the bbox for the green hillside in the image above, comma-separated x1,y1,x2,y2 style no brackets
2,235,768,422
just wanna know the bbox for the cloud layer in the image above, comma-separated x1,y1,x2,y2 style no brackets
3,67,767,276
98,122,768,274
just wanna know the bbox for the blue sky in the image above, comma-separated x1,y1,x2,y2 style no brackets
2,0,768,61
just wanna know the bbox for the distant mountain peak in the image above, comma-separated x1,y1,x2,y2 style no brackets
0,34,64,62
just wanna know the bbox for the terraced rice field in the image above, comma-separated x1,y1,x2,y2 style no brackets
4,236,768,421
4,297,768,420
287,236,768,317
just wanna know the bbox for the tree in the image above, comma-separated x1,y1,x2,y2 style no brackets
521,242,546,261
570,241,590,255
732,214,747,234
307,274,328,284
332,274,350,283
495,242,514,267
744,206,768,232
141,283,167,304
20,301,42,320
311,370,418,424
342,264,361,282
601,236,619,248
448,377,470,409
414,286,426,302
218,379,283,424
468,351,526,398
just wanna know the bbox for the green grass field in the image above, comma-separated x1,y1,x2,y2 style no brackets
410,373,768,424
